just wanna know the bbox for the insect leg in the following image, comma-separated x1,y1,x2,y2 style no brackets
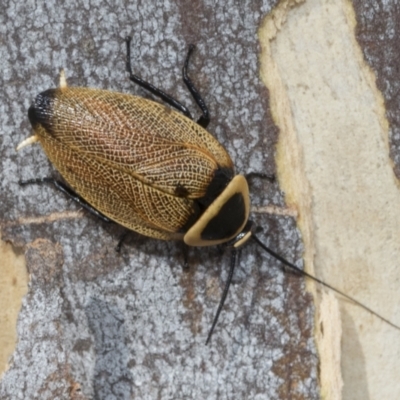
115,231,129,252
245,171,275,183
182,45,210,129
125,37,193,119
19,178,111,223
182,242,190,269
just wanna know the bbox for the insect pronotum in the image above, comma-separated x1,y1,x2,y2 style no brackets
17,37,400,344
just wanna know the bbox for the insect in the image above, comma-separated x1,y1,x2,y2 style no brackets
17,37,400,343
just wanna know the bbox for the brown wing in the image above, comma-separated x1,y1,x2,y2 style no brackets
38,87,234,198
30,87,234,239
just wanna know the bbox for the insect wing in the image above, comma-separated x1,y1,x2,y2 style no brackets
28,87,234,238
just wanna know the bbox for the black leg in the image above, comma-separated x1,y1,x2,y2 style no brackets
245,171,276,183
115,230,129,252
182,242,190,269
125,37,193,119
182,45,210,129
19,178,111,223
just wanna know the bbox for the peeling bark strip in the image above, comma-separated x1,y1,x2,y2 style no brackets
260,0,400,399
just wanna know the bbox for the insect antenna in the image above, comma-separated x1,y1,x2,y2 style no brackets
206,248,238,345
251,234,400,331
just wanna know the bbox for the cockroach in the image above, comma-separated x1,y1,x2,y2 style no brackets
17,37,400,344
